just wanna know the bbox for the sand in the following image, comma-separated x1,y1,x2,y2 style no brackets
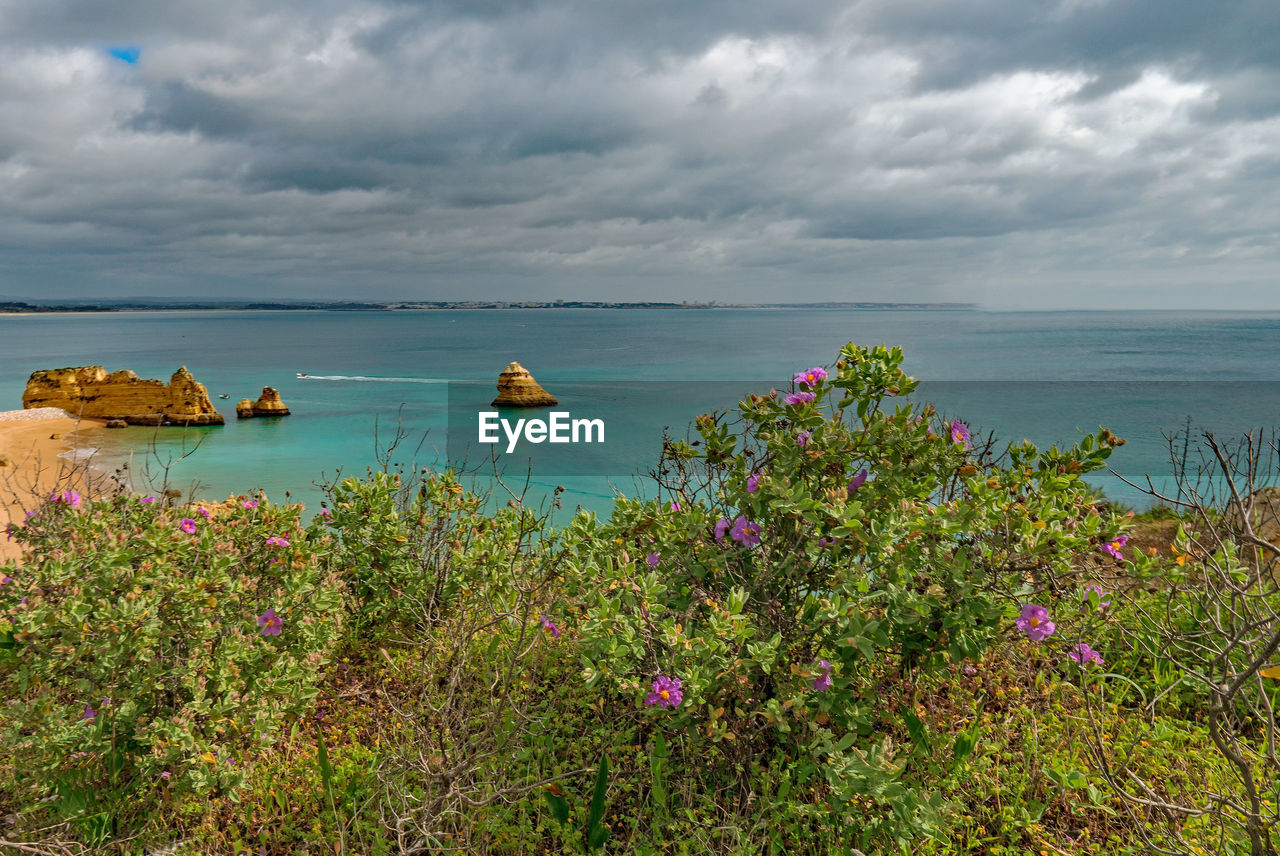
0,408,108,564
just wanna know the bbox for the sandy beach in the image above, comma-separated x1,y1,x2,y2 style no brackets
0,408,107,564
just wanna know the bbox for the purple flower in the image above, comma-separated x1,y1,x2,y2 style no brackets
818,536,838,549
140,496,156,504
730,516,762,547
746,473,760,493
196,506,211,519
811,660,833,691
1083,584,1111,610
794,367,828,388
318,508,332,518
258,608,283,637
784,391,816,406
1101,535,1129,560
670,501,681,511
647,551,660,568
179,518,197,534
714,518,732,543
242,500,259,509
159,771,172,780
51,490,82,508
796,432,811,446
24,510,37,520
847,469,868,496
265,535,291,548
1068,642,1104,667
949,420,972,449
1015,604,1056,642
82,704,96,722
645,675,683,709
0,575,12,586
540,615,560,638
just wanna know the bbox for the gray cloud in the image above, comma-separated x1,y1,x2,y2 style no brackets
0,0,1277,307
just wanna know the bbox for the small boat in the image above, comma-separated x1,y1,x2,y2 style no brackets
218,394,229,399
297,373,309,379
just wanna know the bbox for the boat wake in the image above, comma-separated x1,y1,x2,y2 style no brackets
297,375,450,384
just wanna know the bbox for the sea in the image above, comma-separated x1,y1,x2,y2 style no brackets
4,308,1280,519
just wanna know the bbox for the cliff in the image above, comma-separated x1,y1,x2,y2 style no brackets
236,387,291,418
491,361,558,407
22,366,225,426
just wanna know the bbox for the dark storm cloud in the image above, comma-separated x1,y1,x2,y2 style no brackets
0,0,1277,306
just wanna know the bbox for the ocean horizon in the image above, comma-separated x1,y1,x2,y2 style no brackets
6,307,1280,517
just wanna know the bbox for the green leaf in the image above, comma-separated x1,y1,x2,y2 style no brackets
585,754,610,851
316,722,337,806
901,706,929,750
544,792,570,825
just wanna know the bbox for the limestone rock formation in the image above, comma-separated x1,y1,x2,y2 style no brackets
491,362,557,407
236,387,291,419
22,366,224,426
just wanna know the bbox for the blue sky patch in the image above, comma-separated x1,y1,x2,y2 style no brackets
106,46,141,64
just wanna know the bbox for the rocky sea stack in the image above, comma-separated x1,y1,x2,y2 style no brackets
491,361,557,407
22,366,224,426
236,387,291,419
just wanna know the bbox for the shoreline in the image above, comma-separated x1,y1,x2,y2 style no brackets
0,409,108,564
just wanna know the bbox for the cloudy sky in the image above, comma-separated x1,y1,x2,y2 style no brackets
1,0,1277,307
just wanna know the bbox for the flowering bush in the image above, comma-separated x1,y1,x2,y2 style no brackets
0,493,345,802
572,342,1124,848
323,470,528,634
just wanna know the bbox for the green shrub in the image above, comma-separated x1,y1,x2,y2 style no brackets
571,343,1123,850
0,493,346,818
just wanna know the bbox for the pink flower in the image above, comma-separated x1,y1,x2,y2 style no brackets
647,551,660,568
1102,535,1129,560
714,518,732,543
1083,584,1111,610
140,497,156,504
730,516,761,547
0,575,13,585
784,391,816,406
242,500,259,509
811,660,833,691
51,490,82,508
796,432,811,446
196,507,211,519
1068,642,1104,667
1015,604,1056,642
669,501,681,511
847,469,868,495
82,704,96,722
265,535,291,548
179,518,197,534
746,473,760,493
949,420,972,449
540,615,560,638
793,367,828,387
818,536,837,549
645,675,683,709
257,608,283,637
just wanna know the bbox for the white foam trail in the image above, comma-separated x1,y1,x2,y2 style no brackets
298,375,450,383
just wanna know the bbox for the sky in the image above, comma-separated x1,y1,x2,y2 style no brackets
0,0,1277,308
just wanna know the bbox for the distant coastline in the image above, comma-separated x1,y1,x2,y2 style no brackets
1,300,978,314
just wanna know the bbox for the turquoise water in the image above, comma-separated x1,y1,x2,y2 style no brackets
4,308,1280,515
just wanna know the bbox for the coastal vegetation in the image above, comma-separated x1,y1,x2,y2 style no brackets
2,342,1279,854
